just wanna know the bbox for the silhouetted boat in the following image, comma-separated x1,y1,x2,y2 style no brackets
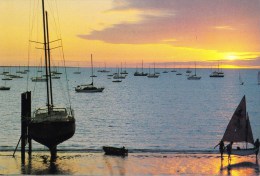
220,96,259,156
134,60,148,76
0,86,10,90
147,63,159,78
209,62,224,77
75,54,104,93
187,62,201,80
28,0,75,156
103,146,128,156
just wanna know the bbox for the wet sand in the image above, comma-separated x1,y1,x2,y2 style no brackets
0,152,259,175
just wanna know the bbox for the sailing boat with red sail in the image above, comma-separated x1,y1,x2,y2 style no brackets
221,95,259,156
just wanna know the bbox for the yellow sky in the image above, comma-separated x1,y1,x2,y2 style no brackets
1,0,260,68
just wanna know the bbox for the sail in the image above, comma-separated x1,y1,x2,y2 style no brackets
222,96,254,144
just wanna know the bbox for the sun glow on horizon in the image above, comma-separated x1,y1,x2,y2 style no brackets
225,53,238,61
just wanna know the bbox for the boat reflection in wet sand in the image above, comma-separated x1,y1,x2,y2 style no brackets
103,146,128,156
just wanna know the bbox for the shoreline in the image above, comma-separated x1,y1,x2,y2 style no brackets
0,151,259,175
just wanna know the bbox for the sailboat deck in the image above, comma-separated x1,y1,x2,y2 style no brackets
32,106,74,123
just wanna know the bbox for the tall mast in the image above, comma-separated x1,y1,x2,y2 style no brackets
45,11,54,106
41,0,50,113
142,60,143,73
91,54,94,85
195,62,197,76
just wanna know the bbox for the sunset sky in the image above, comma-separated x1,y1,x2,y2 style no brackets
1,0,260,68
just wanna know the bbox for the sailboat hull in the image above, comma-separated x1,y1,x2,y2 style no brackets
29,120,75,149
224,148,259,156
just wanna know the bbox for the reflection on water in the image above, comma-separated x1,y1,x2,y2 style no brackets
220,155,259,175
1,152,260,175
21,154,72,175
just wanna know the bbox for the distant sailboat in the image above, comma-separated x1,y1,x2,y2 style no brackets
75,54,104,93
239,72,244,85
187,62,201,80
112,68,122,82
120,62,128,75
134,60,148,76
0,79,10,90
220,96,259,156
209,61,224,77
147,63,159,78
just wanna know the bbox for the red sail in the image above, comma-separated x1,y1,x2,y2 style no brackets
222,96,254,144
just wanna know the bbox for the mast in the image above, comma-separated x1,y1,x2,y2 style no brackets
41,0,50,113
45,11,54,107
195,62,197,76
91,54,93,85
142,60,144,73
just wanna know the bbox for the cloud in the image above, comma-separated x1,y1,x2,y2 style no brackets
214,26,235,30
79,0,260,51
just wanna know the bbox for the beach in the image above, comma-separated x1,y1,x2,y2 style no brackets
0,151,259,175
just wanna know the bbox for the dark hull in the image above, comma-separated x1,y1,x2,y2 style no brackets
103,146,128,156
29,120,75,149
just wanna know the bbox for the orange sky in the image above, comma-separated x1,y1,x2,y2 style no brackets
1,0,260,68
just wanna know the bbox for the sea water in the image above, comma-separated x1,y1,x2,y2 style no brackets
0,67,260,152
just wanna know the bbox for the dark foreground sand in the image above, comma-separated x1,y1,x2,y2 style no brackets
0,152,259,175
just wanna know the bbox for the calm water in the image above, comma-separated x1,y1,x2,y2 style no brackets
1,67,260,152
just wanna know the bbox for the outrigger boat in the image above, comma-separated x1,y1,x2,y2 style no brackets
220,95,259,156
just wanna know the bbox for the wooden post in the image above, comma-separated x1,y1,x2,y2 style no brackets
21,91,31,161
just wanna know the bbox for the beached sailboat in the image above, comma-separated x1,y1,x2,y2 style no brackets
220,96,259,156
28,0,75,157
75,54,104,93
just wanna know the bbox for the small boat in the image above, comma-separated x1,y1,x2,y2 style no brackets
2,76,12,81
31,76,47,82
103,146,128,156
0,86,10,90
112,80,122,83
219,95,259,157
186,69,192,74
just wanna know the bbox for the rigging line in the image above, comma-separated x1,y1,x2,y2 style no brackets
46,0,60,40
54,0,62,40
60,39,72,111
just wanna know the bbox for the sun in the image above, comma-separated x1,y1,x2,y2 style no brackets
225,54,238,61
